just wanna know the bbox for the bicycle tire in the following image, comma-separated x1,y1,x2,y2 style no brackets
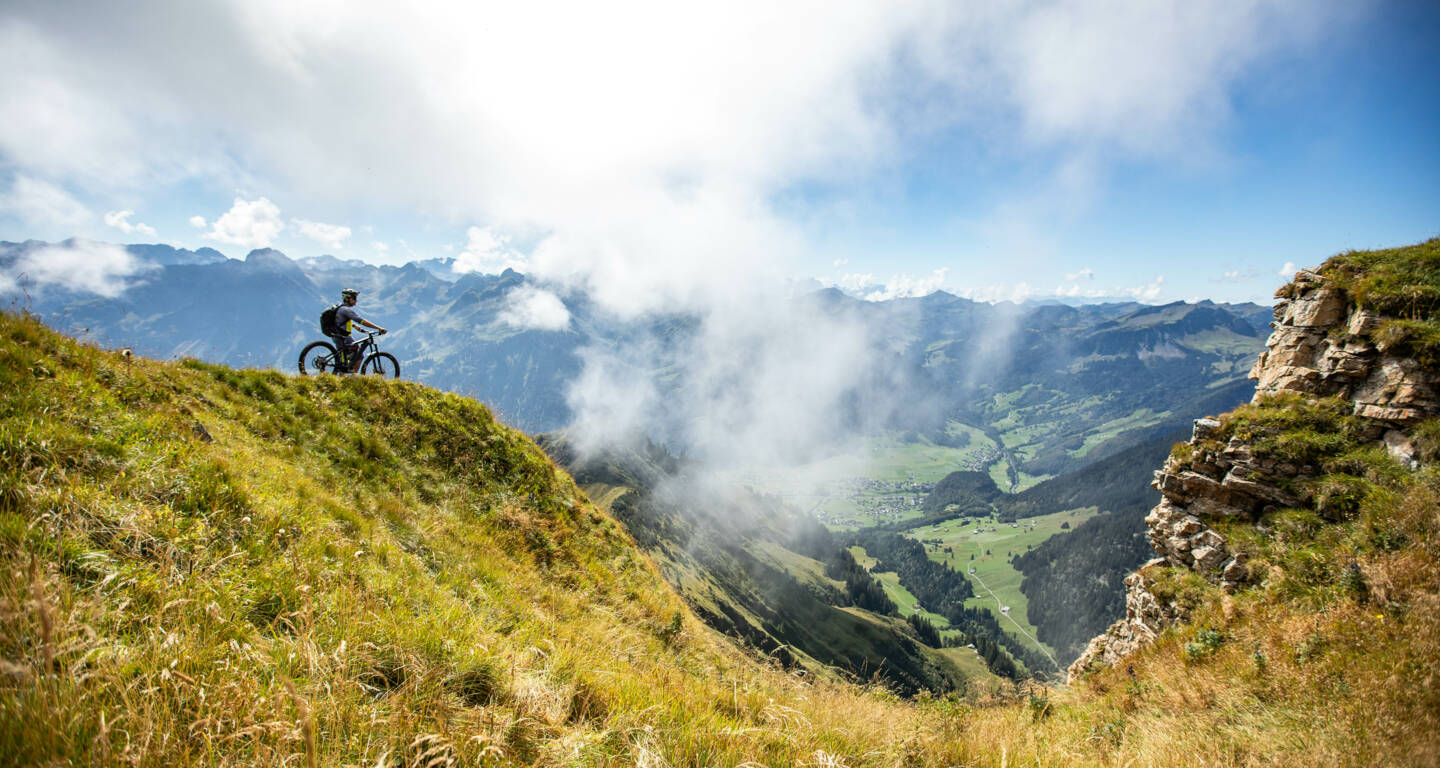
361,352,400,379
298,341,338,376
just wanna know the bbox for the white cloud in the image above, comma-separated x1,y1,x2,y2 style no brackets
1,239,149,297
1064,267,1094,281
292,218,351,250
1125,275,1167,302
1215,267,1259,283
0,0,1352,473
453,226,529,275
863,268,948,301
0,1,1349,312
1003,0,1337,158
203,197,283,249
957,282,1039,304
832,273,876,292
0,174,91,231
961,275,1175,305
103,209,156,237
188,215,206,228
498,284,571,331
1279,261,1298,277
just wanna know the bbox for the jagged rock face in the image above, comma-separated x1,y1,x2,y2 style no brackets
1068,268,1439,683
1251,269,1439,427
1066,562,1184,678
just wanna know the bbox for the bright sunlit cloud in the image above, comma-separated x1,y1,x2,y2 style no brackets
292,218,351,250
0,239,150,297
0,0,1364,311
863,269,949,301
0,175,91,231
104,209,156,237
499,284,572,331
453,226,529,275
203,197,284,249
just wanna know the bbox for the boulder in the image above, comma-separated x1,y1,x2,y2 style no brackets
1283,288,1347,328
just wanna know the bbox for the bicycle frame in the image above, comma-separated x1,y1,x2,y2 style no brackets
338,330,384,370
299,329,395,377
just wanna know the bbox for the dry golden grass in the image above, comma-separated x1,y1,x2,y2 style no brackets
2,309,1438,767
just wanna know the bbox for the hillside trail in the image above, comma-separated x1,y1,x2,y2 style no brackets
968,569,1060,671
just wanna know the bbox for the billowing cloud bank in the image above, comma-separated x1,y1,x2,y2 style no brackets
0,0,1348,472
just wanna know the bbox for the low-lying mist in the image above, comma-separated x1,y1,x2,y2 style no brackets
558,281,1003,507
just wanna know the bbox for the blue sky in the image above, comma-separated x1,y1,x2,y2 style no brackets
1,0,1435,310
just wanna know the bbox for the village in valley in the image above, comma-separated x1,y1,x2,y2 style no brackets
809,475,933,529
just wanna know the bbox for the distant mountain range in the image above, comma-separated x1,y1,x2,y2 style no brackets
2,239,1271,476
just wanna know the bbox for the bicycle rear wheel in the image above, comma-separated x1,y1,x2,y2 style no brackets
298,341,337,375
361,352,400,379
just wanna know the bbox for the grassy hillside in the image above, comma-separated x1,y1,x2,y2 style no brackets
4,249,1439,768
1066,391,1440,766
540,437,983,696
0,311,980,766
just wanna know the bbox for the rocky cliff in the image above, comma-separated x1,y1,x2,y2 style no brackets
1069,255,1440,681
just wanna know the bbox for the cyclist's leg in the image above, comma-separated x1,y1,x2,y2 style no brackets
329,335,354,372
346,340,363,372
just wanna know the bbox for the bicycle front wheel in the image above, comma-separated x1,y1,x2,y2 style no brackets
361,352,400,379
298,341,337,375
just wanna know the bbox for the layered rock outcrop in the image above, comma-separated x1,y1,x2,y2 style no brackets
1250,268,1438,466
1068,267,1439,682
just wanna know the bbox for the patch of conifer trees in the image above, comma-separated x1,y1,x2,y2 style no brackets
850,531,975,608
906,613,942,647
1013,505,1154,664
850,531,1059,679
825,548,899,615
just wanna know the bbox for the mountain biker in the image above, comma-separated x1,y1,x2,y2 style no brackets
330,288,387,373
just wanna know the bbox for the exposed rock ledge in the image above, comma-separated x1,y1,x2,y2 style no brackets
1250,269,1438,436
1063,560,1182,675
1068,268,1438,682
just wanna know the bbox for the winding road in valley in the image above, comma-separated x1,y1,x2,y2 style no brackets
967,569,1061,671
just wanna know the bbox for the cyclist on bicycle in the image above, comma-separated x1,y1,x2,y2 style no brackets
330,288,387,373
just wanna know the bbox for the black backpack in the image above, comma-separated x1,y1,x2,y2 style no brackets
319,304,342,336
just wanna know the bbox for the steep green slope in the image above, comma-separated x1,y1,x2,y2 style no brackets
539,436,991,695
0,311,980,767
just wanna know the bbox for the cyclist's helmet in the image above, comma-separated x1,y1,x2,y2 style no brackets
341,288,359,300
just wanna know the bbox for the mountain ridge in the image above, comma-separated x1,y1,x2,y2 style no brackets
2,240,1268,461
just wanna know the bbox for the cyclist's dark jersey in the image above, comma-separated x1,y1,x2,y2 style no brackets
334,304,363,342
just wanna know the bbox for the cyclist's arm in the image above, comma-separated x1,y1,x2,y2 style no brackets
358,318,387,334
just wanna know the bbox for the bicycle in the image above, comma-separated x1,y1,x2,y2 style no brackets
297,329,400,378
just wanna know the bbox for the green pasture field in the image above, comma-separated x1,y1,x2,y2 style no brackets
847,546,953,629
854,433,999,482
905,508,1101,659
1066,407,1167,461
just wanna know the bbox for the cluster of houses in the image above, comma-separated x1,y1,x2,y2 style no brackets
812,476,935,527
960,445,1001,471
